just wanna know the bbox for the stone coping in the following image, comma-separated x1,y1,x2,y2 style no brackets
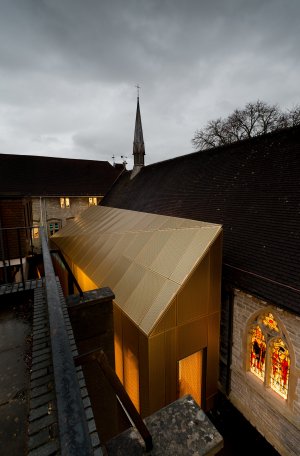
28,281,102,455
106,395,223,455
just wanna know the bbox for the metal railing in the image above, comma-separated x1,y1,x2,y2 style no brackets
74,348,153,452
0,225,39,286
40,226,95,455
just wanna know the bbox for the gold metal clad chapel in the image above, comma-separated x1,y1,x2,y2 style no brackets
52,206,222,416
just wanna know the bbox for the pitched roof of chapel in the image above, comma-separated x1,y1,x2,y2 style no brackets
0,154,121,197
102,126,300,315
52,206,221,335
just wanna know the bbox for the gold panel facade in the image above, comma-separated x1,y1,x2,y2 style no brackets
177,253,210,325
53,207,223,416
177,316,208,361
151,298,176,336
122,316,140,412
149,333,166,415
53,206,221,335
113,306,123,383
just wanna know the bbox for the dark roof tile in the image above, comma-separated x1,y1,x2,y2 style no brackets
103,126,300,314
0,154,121,196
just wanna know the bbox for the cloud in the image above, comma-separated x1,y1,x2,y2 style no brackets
0,0,299,165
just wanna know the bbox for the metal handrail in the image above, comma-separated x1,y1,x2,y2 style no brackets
40,226,95,455
50,249,84,297
74,348,153,452
0,225,38,287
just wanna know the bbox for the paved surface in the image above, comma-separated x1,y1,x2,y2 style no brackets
0,295,32,455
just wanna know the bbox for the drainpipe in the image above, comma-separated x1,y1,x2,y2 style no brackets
39,197,43,227
0,218,8,283
225,286,234,396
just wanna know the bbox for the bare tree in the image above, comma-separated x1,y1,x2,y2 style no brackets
192,100,300,150
287,105,300,126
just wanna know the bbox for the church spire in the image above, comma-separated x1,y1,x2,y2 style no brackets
132,86,145,173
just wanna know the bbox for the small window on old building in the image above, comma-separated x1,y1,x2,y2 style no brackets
49,222,60,236
248,313,290,400
33,227,39,239
88,197,98,206
60,197,70,208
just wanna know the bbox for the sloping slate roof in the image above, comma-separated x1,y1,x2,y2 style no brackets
52,206,221,335
102,126,300,315
0,154,121,196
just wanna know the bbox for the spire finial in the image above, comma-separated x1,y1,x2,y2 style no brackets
135,83,140,99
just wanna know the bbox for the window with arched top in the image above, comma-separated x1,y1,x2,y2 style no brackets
250,326,266,381
270,338,290,399
248,312,290,400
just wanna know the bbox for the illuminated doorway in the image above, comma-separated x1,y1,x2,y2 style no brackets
178,350,205,407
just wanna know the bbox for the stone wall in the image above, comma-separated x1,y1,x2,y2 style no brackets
32,197,100,249
229,289,300,456
32,197,95,228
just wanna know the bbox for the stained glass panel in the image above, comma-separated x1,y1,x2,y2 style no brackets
250,326,266,381
262,313,279,332
270,339,290,399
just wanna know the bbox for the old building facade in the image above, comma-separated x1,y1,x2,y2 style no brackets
230,290,300,455
31,195,102,243
0,153,122,282
0,153,122,245
0,196,32,283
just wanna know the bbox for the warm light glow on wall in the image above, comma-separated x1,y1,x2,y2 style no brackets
88,197,98,206
114,334,124,384
178,351,202,406
60,197,70,208
123,346,140,412
73,264,98,292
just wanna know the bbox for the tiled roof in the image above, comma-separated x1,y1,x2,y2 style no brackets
102,126,300,314
0,154,121,196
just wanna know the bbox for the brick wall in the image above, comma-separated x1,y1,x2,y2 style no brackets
28,282,102,455
0,198,32,260
230,289,300,456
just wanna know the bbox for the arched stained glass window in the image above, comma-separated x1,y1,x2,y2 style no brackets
250,326,266,381
270,339,290,399
262,313,279,332
248,312,291,400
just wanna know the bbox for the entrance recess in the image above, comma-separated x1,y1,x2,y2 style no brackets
178,350,203,406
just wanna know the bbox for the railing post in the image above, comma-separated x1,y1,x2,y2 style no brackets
74,349,153,453
17,228,25,288
0,220,8,283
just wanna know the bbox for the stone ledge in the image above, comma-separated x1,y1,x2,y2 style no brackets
106,395,223,456
28,283,102,455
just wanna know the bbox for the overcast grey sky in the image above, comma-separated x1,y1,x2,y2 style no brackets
0,0,299,168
